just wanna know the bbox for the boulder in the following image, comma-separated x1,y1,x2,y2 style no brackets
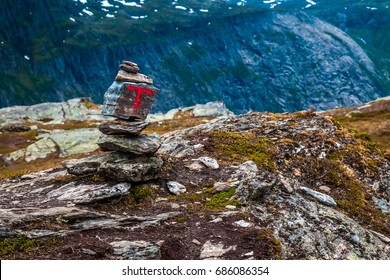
97,133,161,156
98,119,149,136
193,102,232,118
99,154,163,182
64,152,163,182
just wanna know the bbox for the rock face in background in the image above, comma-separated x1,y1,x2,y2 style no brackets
0,0,388,113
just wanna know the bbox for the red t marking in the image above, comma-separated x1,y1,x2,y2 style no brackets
127,85,154,109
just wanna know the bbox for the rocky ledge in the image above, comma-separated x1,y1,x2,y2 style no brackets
0,110,389,260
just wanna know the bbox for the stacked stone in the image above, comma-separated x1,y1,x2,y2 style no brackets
63,61,163,183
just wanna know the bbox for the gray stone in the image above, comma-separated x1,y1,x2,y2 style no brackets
319,185,331,193
64,153,163,182
300,187,337,207
233,220,254,228
0,98,109,125
99,154,163,182
164,108,180,120
82,248,97,256
98,119,149,136
63,155,103,176
102,81,159,121
49,128,101,157
157,139,195,158
120,62,139,74
200,241,236,259
192,157,219,169
48,182,131,204
193,102,232,118
373,197,389,213
115,70,153,84
97,133,161,155
22,138,57,162
167,181,186,195
186,161,204,171
110,240,160,260
213,182,234,193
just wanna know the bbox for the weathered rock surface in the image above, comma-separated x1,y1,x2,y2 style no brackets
97,133,161,156
120,60,139,74
115,70,153,84
167,181,186,195
6,128,101,162
0,98,110,125
98,119,149,136
192,157,219,170
193,102,232,118
300,186,337,207
200,241,236,260
47,182,132,204
110,240,161,260
64,152,163,182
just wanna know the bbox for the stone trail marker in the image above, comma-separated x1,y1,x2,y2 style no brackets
64,60,163,183
102,60,159,121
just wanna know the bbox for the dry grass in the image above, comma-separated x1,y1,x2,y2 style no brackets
321,99,390,154
0,150,106,180
143,111,213,135
0,130,37,155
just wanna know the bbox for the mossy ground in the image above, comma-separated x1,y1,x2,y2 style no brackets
189,130,276,170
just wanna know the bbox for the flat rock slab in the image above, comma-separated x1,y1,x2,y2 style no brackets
115,70,153,84
300,187,337,207
98,119,149,136
48,182,131,204
64,152,163,182
97,133,161,156
110,240,161,260
120,63,139,74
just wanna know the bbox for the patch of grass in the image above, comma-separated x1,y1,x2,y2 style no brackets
353,132,377,151
332,108,390,153
0,238,40,257
128,185,157,205
299,157,390,237
0,170,30,180
0,151,105,180
203,131,276,170
206,188,240,210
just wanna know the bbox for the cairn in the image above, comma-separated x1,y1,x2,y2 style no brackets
63,61,163,183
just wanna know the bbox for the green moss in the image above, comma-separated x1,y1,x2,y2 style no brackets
0,170,30,180
209,131,276,170
353,132,377,151
206,188,240,210
258,228,282,259
0,238,40,257
128,185,156,205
